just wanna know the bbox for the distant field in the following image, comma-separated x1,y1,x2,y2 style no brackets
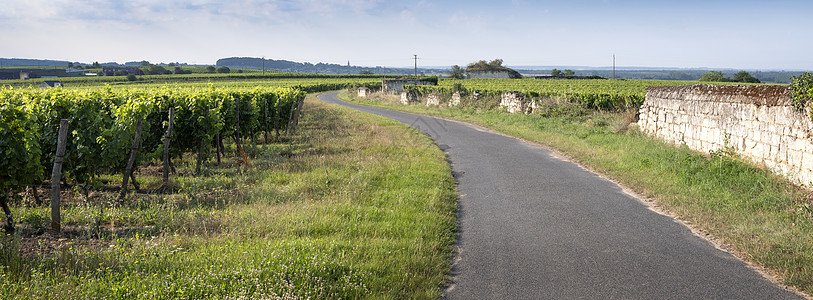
0,71,392,89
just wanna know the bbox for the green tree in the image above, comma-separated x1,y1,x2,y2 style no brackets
206,66,216,73
216,66,230,73
449,65,465,79
563,69,575,78
92,61,100,68
732,71,760,83
142,64,166,75
467,59,506,71
466,59,521,78
126,74,137,81
359,70,373,75
700,71,729,82
551,69,563,77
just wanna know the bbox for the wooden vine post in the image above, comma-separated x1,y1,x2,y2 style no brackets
120,119,143,199
234,97,242,150
214,100,221,165
263,96,269,144
196,106,209,174
163,108,175,185
50,119,69,232
286,96,305,135
285,98,297,135
274,98,281,138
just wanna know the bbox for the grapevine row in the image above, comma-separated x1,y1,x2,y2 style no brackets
0,86,305,197
406,78,697,110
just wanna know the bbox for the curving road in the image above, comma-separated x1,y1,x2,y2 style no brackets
318,92,803,299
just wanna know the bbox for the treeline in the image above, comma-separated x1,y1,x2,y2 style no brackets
699,71,761,83
519,69,804,83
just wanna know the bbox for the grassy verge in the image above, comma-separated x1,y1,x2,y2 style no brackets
0,93,457,299
340,91,813,296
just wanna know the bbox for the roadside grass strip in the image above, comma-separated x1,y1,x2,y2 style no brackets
0,94,457,299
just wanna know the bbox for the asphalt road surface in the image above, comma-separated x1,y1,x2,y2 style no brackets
318,92,804,299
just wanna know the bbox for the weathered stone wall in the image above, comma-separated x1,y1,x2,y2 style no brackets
425,93,441,106
499,92,536,114
638,84,813,185
400,90,418,105
357,87,370,98
450,92,462,107
383,79,435,94
466,70,520,79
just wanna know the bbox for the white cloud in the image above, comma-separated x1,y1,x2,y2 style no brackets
400,9,417,24
448,11,486,28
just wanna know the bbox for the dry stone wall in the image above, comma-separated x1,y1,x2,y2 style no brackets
499,92,536,114
638,84,813,185
426,93,441,106
400,90,418,105
357,87,370,98
383,79,435,94
450,92,462,107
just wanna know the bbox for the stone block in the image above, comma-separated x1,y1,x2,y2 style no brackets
400,90,418,105
426,93,441,106
500,92,527,114
773,107,792,126
789,139,807,152
450,92,461,107
357,87,371,98
779,143,789,162
757,106,774,123
769,132,781,146
769,145,780,162
788,149,804,165
803,152,813,171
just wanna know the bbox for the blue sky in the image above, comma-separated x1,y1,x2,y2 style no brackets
1,0,811,70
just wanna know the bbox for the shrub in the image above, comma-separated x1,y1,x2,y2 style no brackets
790,72,813,113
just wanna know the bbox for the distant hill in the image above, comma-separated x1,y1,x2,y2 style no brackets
1,58,72,67
514,68,806,83
216,57,444,75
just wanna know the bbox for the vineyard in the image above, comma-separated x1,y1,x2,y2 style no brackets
2,72,392,89
406,78,699,110
1,86,306,227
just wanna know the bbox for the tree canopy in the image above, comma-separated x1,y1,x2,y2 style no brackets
699,70,760,83
732,71,760,83
465,59,521,78
449,65,465,79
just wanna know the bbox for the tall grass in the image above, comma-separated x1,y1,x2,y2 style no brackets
0,94,457,299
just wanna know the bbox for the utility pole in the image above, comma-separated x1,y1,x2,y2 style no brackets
262,56,265,75
612,54,616,80
413,54,418,79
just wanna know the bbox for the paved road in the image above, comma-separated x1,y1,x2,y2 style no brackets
318,92,803,299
